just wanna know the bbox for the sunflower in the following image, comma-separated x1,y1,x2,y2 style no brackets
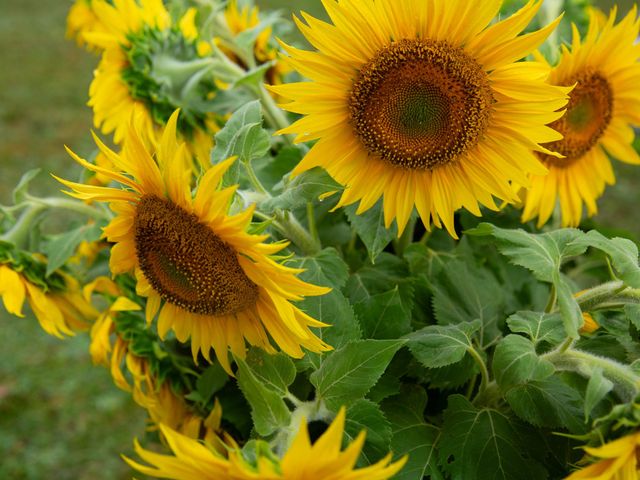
124,407,407,479
85,0,219,167
57,111,331,374
0,262,96,338
270,0,570,237
565,431,640,479
65,0,108,52
521,7,640,227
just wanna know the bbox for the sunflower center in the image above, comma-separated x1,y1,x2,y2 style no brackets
349,39,494,170
134,195,258,316
541,70,613,167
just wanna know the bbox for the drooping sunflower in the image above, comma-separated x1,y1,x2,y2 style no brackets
125,407,407,479
521,7,640,227
271,0,571,237
85,0,219,166
56,111,331,374
565,430,640,479
0,260,96,338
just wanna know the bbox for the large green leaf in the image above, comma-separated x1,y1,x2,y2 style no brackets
506,311,565,346
235,357,290,436
44,222,103,276
353,287,411,340
261,167,341,213
244,348,296,397
211,100,270,167
293,249,360,370
310,339,405,411
492,335,555,389
571,230,640,288
466,223,587,339
344,399,392,465
407,320,481,369
504,377,585,431
439,395,547,480
345,201,397,263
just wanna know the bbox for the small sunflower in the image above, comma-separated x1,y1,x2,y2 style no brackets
124,407,407,479
65,0,108,51
566,430,640,479
521,7,640,227
57,111,331,374
85,0,219,166
271,0,570,237
0,262,95,338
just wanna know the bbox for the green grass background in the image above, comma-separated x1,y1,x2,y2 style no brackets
0,0,637,478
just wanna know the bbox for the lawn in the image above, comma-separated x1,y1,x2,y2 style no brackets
0,0,638,479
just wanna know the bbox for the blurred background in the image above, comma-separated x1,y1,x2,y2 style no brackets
0,0,637,478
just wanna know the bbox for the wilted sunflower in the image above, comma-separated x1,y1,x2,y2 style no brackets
0,262,96,338
56,111,331,374
566,430,640,479
125,407,407,479
271,0,570,236
85,0,219,166
521,7,640,227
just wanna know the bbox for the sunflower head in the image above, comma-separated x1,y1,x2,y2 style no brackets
271,0,570,237
521,7,640,227
57,110,331,374
124,406,407,479
87,0,220,166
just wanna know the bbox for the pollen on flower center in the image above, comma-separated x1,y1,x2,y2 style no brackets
541,70,613,167
349,39,494,170
134,195,258,316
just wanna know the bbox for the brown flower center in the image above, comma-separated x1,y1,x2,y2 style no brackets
134,195,258,316
541,70,613,167
349,39,494,170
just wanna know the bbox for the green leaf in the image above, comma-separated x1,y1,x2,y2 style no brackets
466,223,587,282
506,311,565,346
261,167,341,213
310,339,405,411
244,348,296,397
354,287,411,339
235,356,290,436
429,258,504,346
344,399,392,464
195,363,228,406
504,377,585,431
43,222,103,276
293,249,360,370
345,200,397,263
492,335,555,389
255,146,303,191
407,320,481,369
466,223,587,339
440,395,547,480
584,367,614,421
625,304,640,331
211,100,270,167
383,387,443,480
570,230,640,288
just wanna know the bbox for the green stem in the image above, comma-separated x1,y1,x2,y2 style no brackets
394,216,417,256
306,202,319,245
574,280,627,311
543,347,640,401
0,204,46,247
545,283,557,313
243,161,269,195
275,210,321,257
467,344,490,396
32,197,111,220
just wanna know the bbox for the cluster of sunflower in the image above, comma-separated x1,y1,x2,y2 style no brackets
3,0,640,478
